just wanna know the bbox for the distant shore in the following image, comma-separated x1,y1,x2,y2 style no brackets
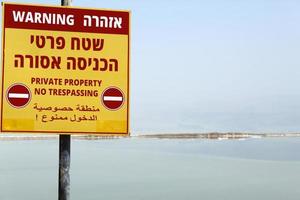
0,132,300,140
137,132,300,139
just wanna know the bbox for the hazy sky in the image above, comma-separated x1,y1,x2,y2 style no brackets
2,0,300,134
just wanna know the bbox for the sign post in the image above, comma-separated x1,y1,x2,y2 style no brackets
59,0,71,199
1,1,130,199
59,134,71,200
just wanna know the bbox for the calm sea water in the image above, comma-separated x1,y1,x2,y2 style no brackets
0,137,300,200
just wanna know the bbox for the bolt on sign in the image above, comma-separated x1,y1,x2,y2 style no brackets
0,3,130,135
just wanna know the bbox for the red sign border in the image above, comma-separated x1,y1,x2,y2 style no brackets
0,3,130,135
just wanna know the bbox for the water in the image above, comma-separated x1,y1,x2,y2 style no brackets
0,137,300,200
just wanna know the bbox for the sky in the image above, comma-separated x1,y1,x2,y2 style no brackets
1,0,300,134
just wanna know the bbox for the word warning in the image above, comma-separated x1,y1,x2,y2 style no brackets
0,3,130,135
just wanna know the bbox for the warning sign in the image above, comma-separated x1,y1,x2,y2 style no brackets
0,3,130,135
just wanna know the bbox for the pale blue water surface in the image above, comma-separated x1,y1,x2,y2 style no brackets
0,137,300,200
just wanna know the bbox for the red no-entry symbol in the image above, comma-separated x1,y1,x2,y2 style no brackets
101,87,124,110
6,83,31,108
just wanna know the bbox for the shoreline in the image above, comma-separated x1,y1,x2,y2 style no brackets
1,132,300,140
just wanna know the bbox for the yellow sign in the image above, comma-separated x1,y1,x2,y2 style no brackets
1,3,130,135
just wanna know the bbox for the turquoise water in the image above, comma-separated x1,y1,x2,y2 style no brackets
0,137,300,200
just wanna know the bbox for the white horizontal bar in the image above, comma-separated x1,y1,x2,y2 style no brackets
104,96,123,101
8,93,29,98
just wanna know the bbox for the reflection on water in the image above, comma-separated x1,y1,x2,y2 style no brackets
0,137,300,200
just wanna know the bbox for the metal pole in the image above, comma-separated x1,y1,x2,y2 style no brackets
59,1,72,199
61,0,72,6
59,135,71,200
